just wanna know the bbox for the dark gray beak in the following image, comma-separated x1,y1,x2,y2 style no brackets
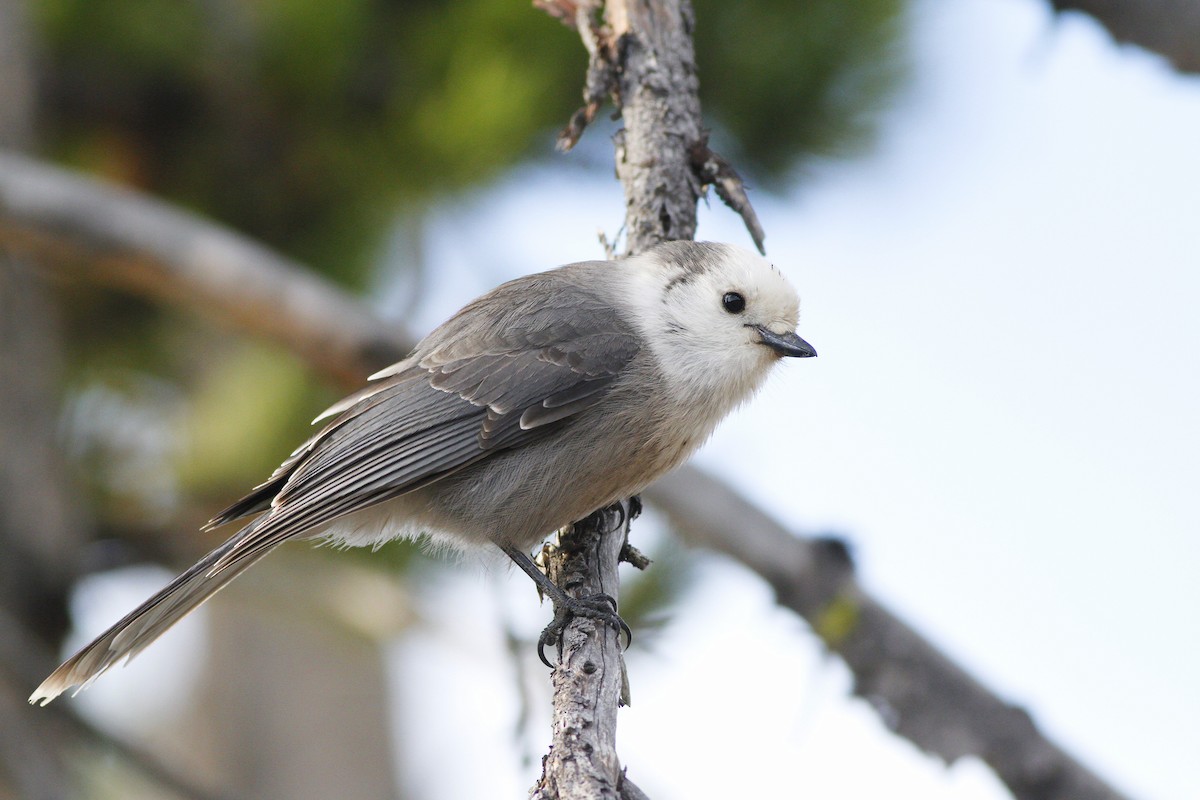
754,325,817,358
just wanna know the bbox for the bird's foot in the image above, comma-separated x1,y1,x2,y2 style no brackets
537,592,632,668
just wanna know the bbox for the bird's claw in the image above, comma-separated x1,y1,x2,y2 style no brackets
537,592,632,668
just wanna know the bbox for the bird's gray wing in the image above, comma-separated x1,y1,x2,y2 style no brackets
208,283,640,570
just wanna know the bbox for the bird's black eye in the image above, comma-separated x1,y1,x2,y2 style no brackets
722,292,746,314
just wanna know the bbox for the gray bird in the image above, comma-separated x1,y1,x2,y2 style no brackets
31,240,815,705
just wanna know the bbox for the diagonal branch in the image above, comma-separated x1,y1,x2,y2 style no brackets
689,140,766,255
552,2,618,153
0,150,1131,800
646,469,1132,800
0,150,409,387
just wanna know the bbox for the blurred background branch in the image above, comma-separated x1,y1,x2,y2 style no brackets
0,150,409,387
647,470,1130,800
1049,0,1200,72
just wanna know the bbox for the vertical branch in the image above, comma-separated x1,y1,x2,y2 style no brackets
608,0,704,255
0,0,34,148
534,1,705,797
545,0,762,253
0,3,85,796
531,506,630,800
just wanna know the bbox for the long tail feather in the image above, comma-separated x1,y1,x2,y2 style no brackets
29,524,275,706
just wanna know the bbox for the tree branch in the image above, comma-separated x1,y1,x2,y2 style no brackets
553,2,617,154
533,1,756,794
532,1,717,794
605,0,703,256
544,0,766,255
646,469,1132,800
0,150,1133,800
1049,0,1200,73
0,150,409,387
689,139,766,255
531,505,631,800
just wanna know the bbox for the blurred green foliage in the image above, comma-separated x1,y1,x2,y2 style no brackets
28,0,906,566
34,0,906,282
696,0,907,184
34,0,590,284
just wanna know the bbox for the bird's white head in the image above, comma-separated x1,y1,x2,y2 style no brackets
618,241,815,407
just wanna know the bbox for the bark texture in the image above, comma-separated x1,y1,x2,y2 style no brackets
531,506,630,800
607,0,704,256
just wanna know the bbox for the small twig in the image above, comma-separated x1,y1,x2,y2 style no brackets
690,139,766,254
531,0,581,27
618,771,652,800
596,227,623,261
618,542,650,570
555,2,619,153
617,497,651,570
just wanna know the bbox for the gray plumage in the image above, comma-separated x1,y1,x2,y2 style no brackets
31,240,815,704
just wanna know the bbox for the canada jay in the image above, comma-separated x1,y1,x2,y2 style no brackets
31,240,815,704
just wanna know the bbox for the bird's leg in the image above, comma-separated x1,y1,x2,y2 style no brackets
500,542,632,668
